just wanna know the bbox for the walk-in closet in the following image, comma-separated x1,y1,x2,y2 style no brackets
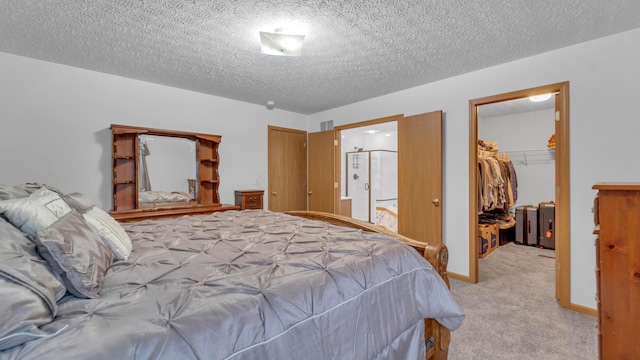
477,96,556,259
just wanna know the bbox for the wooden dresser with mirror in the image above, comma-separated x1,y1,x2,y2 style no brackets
110,124,238,222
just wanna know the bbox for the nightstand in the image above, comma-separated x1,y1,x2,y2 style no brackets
234,190,264,210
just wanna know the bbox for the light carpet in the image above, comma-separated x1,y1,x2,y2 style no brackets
448,242,598,360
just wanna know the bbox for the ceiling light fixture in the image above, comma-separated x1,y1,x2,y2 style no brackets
367,130,377,134
529,93,553,102
260,29,305,57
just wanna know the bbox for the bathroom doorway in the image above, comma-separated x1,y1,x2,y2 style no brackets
345,149,398,223
341,121,398,231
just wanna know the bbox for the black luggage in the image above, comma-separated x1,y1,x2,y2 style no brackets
538,201,556,249
515,205,538,246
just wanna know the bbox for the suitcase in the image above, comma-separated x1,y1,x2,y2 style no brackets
525,205,538,246
515,205,538,246
515,205,528,245
538,202,556,249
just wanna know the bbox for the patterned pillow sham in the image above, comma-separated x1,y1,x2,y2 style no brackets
35,210,114,299
61,192,95,214
0,216,66,351
0,187,72,238
57,192,131,261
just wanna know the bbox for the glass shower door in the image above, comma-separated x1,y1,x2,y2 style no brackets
346,151,370,222
370,150,398,222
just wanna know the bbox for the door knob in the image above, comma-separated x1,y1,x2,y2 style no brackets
432,198,440,206
272,192,277,196
308,191,313,195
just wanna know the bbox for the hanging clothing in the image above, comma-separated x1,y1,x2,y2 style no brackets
139,142,152,192
477,154,518,213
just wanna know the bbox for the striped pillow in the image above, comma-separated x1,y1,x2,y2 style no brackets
82,207,132,261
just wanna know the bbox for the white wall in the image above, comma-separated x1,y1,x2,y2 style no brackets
308,28,640,309
0,52,308,210
479,108,556,208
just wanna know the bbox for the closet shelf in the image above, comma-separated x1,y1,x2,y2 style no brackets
502,148,555,166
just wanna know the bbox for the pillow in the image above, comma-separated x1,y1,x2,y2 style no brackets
19,183,63,196
35,210,114,299
82,207,132,261
0,183,63,202
0,184,30,201
0,187,72,238
61,192,95,214
0,216,66,350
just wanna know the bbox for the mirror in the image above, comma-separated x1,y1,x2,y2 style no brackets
110,124,230,222
138,135,197,207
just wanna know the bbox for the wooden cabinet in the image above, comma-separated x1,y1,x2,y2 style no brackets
339,197,352,217
592,182,640,360
235,190,264,210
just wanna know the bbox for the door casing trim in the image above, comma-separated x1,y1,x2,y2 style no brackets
468,82,571,309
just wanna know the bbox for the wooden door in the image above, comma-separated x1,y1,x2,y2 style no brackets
555,93,561,300
554,89,573,304
308,131,337,213
398,111,443,243
268,126,307,212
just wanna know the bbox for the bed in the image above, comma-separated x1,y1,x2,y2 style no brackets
374,199,398,232
138,190,192,206
0,184,464,360
375,205,398,232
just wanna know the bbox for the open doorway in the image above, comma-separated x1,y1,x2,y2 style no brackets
334,112,443,244
340,121,398,231
469,82,571,309
477,96,556,297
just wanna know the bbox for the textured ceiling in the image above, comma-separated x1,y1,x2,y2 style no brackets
1,1,640,115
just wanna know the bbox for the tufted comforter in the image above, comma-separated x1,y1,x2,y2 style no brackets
1,210,464,360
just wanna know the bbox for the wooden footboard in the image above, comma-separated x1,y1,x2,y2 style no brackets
285,211,450,360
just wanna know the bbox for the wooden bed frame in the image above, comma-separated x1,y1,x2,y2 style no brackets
286,211,451,360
